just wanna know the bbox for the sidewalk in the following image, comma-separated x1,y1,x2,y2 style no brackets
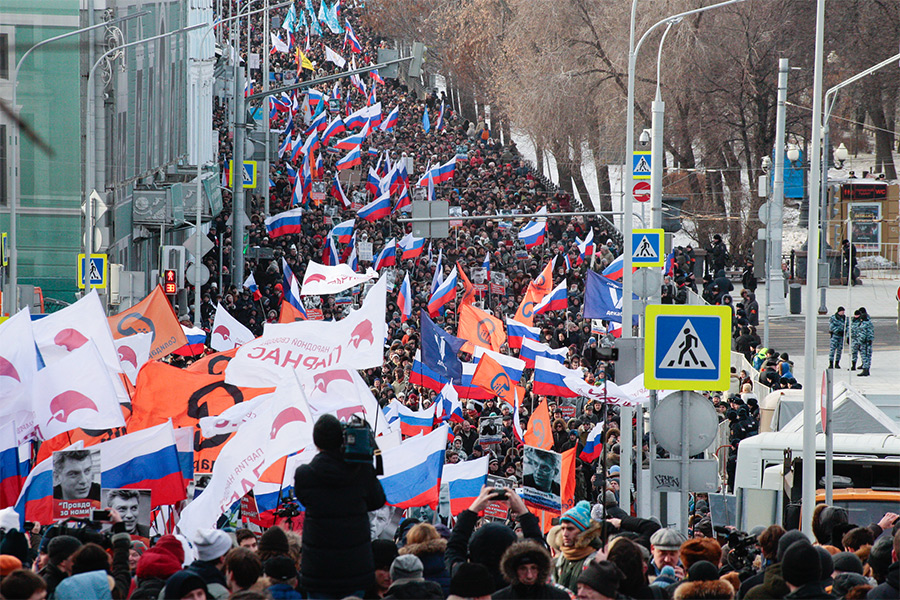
757,277,899,396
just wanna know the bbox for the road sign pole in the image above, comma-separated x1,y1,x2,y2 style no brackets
649,388,660,518
233,67,247,286
680,390,691,536
824,368,834,504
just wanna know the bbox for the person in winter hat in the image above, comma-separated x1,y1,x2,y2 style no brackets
131,534,186,600
780,540,834,599
552,500,603,592
383,554,443,599
493,541,570,599
186,528,233,599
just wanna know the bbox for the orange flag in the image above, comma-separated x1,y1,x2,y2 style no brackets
458,303,506,353
457,262,477,307
279,300,307,323
129,361,275,471
514,287,540,327
560,447,577,513
186,347,239,376
524,398,554,450
471,353,524,407
108,285,188,360
530,257,556,298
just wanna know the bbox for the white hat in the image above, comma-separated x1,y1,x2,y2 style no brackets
193,528,233,561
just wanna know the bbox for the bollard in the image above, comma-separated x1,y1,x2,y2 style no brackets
789,283,802,314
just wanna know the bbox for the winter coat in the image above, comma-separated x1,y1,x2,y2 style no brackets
551,522,602,592
493,542,571,600
39,562,68,596
294,449,386,596
399,538,451,596
55,571,112,600
186,560,229,600
132,534,185,599
744,562,790,599
784,582,836,598
268,582,305,599
384,579,444,599
867,562,899,599
829,312,847,336
851,314,875,343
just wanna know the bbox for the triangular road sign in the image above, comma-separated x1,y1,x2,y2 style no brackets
659,319,715,370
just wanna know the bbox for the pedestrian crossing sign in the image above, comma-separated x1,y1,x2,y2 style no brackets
644,304,731,390
77,253,108,289
633,151,652,180
632,229,664,267
228,160,258,189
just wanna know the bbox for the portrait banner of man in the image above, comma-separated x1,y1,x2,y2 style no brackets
102,488,151,539
478,415,504,446
521,445,562,513
52,448,101,519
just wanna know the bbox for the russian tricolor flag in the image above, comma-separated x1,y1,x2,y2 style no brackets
357,192,392,222
533,355,581,398
379,425,448,509
345,105,372,130
518,220,546,249
398,273,412,323
99,422,186,507
381,105,399,131
427,266,457,317
373,239,396,270
397,402,436,437
331,175,351,209
532,281,567,314
433,383,464,424
16,442,84,529
410,351,445,393
472,346,525,384
392,184,411,214
330,218,355,244
602,253,637,280
579,422,605,463
505,318,539,350
335,145,362,171
520,338,568,369
265,207,304,238
399,232,425,260
322,115,347,144
577,229,595,265
443,455,488,516
334,122,369,149
173,427,194,490
344,19,362,53
0,423,29,507
282,258,307,316
174,325,207,356
456,362,492,400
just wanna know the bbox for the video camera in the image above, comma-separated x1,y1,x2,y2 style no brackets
342,416,383,475
715,525,760,573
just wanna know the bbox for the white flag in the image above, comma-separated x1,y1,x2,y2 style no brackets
114,332,153,386
210,303,255,352
300,262,378,296
324,46,346,68
0,307,40,441
225,277,387,387
271,32,289,53
198,392,274,438
32,341,126,440
176,376,314,540
301,368,391,436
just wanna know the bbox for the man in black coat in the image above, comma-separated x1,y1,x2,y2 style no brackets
294,414,386,598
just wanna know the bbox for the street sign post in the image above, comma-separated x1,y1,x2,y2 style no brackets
631,228,664,267
633,151,652,180
644,304,732,391
77,253,108,289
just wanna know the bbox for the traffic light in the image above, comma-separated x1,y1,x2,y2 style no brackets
163,269,178,295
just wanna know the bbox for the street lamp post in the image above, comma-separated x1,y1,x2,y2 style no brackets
83,24,205,295
624,0,751,527
3,11,148,313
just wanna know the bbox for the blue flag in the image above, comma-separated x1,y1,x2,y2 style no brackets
422,106,431,133
421,310,465,383
583,269,638,325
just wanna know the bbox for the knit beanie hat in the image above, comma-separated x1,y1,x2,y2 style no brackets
0,555,22,576
135,535,185,580
48,535,82,565
390,554,424,583
577,560,623,598
372,539,399,571
560,500,593,532
449,562,494,598
193,528,233,561
776,530,808,562
832,551,864,575
781,541,821,587
468,523,517,570
258,526,290,555
163,571,208,600
313,414,344,451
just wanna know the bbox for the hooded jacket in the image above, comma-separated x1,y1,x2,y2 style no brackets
399,538,450,596
492,542,571,600
294,449,386,596
744,561,790,599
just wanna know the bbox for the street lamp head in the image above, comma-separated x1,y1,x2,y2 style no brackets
834,143,849,169
786,145,801,164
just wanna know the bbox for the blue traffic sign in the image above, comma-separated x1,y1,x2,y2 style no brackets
77,253,108,289
632,228,664,267
633,151,651,180
644,305,731,390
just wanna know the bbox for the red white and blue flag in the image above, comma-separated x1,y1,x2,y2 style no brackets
505,318,539,350
344,19,362,53
398,274,412,323
532,281,567,314
436,101,445,132
601,253,636,281
15,442,83,528
243,273,262,301
433,383,465,424
472,346,526,384
330,218,355,244
335,145,362,171
265,207,304,238
427,265,457,317
397,403,435,437
579,422,605,463
576,229,595,264
379,425,448,509
519,338,567,369
393,184,411,214
334,121,369,149
331,175,351,209
518,219,546,249
380,105,399,131
322,115,347,144
444,455,488,516
281,257,307,317
417,157,456,186
0,422,29,508
357,192,392,222
174,325,206,356
373,239,396,270
399,232,425,260
533,355,581,398
410,351,445,393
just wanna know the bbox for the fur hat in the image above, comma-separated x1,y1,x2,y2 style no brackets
672,579,735,600
499,541,552,585
680,538,722,570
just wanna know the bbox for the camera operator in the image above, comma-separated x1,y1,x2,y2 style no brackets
293,414,386,598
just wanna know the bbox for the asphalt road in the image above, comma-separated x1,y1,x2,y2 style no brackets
765,317,896,355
